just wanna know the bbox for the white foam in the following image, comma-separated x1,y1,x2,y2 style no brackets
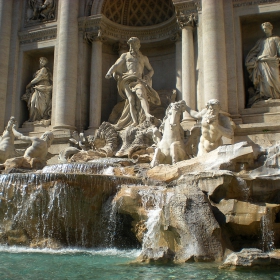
0,245,141,258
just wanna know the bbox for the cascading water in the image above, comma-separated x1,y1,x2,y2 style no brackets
261,208,275,252
0,170,142,249
138,187,165,252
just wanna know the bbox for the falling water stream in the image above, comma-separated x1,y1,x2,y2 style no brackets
0,163,279,279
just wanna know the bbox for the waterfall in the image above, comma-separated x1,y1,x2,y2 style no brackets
138,187,165,251
103,196,118,248
261,208,275,252
42,162,119,175
0,172,142,248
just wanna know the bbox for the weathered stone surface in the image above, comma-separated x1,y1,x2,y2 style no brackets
147,142,255,182
114,176,224,263
30,238,62,249
138,247,175,263
220,248,280,269
4,156,46,170
5,229,30,246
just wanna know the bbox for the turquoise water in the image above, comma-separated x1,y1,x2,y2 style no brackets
0,246,280,280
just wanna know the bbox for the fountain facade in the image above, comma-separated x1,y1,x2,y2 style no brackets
0,0,280,270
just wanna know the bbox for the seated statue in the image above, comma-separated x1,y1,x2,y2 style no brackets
105,37,161,130
185,99,235,156
245,22,280,104
22,57,52,122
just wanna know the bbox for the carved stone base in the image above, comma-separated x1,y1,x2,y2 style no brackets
251,98,280,108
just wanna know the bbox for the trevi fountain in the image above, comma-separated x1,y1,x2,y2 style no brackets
0,0,280,279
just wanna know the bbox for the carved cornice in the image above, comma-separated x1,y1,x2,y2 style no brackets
233,0,280,7
172,0,201,12
79,14,179,44
18,27,57,44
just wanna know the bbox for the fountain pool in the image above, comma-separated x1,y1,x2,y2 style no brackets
0,246,279,280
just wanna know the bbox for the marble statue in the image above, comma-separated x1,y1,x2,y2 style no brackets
58,131,91,163
13,130,54,161
185,99,234,156
105,37,161,130
22,57,52,122
245,22,280,103
0,117,18,163
150,100,188,167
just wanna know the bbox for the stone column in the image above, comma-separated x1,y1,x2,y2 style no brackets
171,33,182,102
53,0,79,130
86,31,104,134
201,0,228,111
177,12,197,127
0,0,13,131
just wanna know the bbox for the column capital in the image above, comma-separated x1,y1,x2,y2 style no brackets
84,28,106,44
176,10,197,29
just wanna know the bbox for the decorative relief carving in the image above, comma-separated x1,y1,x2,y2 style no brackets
169,32,181,42
233,0,280,7
25,0,57,26
173,1,200,12
84,28,106,44
18,27,57,44
176,10,197,28
79,15,179,44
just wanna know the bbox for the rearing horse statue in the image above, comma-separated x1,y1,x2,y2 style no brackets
150,100,188,167
0,116,17,163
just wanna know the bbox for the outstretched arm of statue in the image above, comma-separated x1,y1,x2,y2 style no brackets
184,104,204,120
105,54,126,79
13,130,35,142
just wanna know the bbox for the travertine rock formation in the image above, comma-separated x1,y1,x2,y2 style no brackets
220,249,280,269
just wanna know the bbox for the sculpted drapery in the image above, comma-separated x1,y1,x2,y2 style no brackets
245,22,280,101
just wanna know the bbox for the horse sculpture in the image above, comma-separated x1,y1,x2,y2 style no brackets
150,100,188,167
0,117,17,163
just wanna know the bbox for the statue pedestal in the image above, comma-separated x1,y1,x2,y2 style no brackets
21,119,51,133
251,99,280,108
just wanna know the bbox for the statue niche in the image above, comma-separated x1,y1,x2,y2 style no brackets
245,22,280,107
22,57,53,124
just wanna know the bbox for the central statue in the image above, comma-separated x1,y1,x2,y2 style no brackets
105,37,161,130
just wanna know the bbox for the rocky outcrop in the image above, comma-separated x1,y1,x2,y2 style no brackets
112,141,280,263
220,249,280,269
114,176,224,263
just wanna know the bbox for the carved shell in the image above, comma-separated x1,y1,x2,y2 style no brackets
89,122,118,157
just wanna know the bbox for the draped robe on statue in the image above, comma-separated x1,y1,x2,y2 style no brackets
113,72,161,130
245,35,280,99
